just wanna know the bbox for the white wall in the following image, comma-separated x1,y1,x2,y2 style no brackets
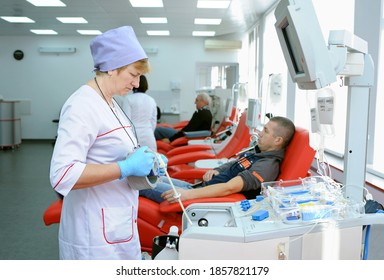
0,35,240,139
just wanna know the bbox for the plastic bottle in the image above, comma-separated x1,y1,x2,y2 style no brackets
153,226,179,260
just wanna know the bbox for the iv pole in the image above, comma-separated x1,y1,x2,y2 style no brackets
328,30,374,202
343,54,374,202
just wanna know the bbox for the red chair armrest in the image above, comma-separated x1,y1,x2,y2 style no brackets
170,137,188,146
167,151,217,166
156,140,174,152
166,144,212,156
159,193,246,213
171,168,211,180
43,199,63,226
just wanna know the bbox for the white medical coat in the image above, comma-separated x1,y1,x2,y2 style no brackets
50,85,141,260
122,92,157,151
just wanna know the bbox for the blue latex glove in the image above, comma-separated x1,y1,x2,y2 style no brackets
117,146,155,178
157,153,168,177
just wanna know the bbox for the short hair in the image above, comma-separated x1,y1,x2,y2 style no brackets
197,92,212,107
270,116,295,148
133,75,148,93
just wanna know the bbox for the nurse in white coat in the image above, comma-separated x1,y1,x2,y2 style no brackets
122,75,158,151
49,26,161,260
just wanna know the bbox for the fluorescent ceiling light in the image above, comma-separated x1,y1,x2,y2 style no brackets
140,17,167,24
197,0,230,9
194,18,222,25
147,30,170,36
129,0,163,7
57,17,88,24
30,29,58,35
1,16,35,23
77,30,102,35
193,31,215,36
26,0,66,7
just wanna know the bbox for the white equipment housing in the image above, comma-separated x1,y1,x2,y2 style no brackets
179,199,382,260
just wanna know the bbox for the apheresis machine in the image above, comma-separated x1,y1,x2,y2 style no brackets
178,176,383,260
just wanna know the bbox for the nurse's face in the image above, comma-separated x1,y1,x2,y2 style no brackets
110,64,142,96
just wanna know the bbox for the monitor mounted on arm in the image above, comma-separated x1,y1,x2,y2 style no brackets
274,0,374,203
274,0,337,90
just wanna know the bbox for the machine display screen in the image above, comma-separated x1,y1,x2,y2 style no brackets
281,21,304,75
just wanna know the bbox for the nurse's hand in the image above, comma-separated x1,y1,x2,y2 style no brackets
157,153,168,177
118,146,155,178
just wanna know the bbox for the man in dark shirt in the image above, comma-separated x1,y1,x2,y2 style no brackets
141,116,295,203
154,92,213,143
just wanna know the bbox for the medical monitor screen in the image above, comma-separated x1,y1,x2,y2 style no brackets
274,0,336,90
282,22,304,75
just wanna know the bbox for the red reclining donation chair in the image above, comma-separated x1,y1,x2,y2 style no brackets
137,126,316,253
164,110,250,177
156,107,237,155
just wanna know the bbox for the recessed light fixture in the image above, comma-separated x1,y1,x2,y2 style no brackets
129,0,163,7
26,0,66,7
57,17,88,24
194,18,222,25
77,30,102,35
30,29,58,35
1,16,35,23
192,31,215,36
147,30,170,36
140,17,167,24
197,0,230,9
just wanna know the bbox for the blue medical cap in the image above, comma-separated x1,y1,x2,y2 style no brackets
90,26,147,71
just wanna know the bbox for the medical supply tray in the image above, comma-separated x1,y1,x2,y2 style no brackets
261,176,365,223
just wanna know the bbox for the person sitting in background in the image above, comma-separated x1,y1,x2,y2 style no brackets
140,116,295,203
122,75,158,151
154,92,213,143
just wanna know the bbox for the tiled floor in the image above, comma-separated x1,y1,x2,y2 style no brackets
0,140,382,260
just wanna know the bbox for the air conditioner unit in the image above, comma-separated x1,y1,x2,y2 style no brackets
204,39,242,50
39,47,76,53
